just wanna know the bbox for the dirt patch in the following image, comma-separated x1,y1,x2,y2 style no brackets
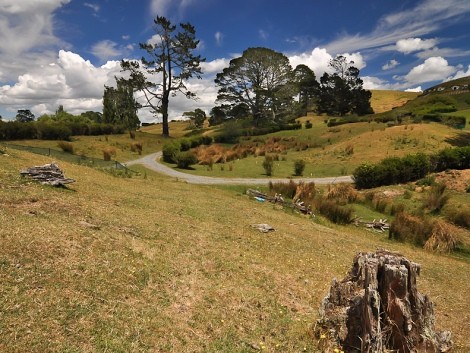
434,169,470,192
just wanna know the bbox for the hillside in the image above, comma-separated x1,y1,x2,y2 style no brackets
1,148,470,352
369,90,420,113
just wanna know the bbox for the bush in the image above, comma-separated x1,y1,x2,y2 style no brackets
293,159,306,176
162,142,181,163
57,141,74,154
179,138,191,151
389,212,433,246
175,151,198,169
103,147,116,161
304,120,312,129
269,180,297,199
262,156,274,176
326,183,358,204
315,198,353,225
445,207,470,229
424,219,459,253
423,183,449,213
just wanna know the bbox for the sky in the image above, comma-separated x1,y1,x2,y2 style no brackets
1,0,470,122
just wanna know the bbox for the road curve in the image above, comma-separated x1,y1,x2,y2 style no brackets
125,152,354,185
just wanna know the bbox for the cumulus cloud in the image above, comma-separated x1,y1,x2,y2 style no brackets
201,58,230,74
0,50,121,116
445,64,470,81
91,40,124,61
404,56,456,84
382,59,399,70
396,37,437,54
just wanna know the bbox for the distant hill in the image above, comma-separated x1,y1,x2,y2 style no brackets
370,90,420,113
423,75,470,95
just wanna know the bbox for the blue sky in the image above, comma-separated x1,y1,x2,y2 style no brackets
1,0,470,122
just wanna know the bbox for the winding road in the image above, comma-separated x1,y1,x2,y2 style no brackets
125,152,354,185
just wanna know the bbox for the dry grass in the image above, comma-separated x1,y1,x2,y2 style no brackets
1,149,470,352
370,90,420,113
424,219,460,253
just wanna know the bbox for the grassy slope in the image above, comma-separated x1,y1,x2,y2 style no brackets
1,149,469,352
369,90,420,113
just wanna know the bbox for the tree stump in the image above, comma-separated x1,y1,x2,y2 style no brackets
315,249,453,353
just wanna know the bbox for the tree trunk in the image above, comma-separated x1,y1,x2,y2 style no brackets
161,93,170,137
315,250,453,353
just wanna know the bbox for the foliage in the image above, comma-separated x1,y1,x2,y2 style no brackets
15,109,35,122
102,78,141,131
316,56,373,116
304,120,313,129
175,151,198,169
269,180,298,199
162,141,181,163
293,159,306,176
121,16,204,137
422,183,449,213
208,106,227,126
293,64,319,115
183,108,206,129
314,198,354,224
262,155,275,176
215,47,296,126
424,219,459,253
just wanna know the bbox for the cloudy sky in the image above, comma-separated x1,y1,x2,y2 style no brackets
1,0,470,122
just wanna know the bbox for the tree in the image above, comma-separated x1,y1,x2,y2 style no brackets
293,64,319,116
317,56,373,116
15,109,35,122
208,106,227,126
215,47,294,126
102,78,140,131
182,108,206,129
121,16,204,137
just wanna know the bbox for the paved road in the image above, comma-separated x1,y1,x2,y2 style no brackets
125,152,354,185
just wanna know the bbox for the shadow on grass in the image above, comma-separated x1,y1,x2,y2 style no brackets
445,131,470,147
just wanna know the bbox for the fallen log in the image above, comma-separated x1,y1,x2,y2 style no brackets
21,163,75,187
353,217,390,232
246,189,313,215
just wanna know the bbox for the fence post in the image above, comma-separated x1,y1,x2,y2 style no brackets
48,148,51,156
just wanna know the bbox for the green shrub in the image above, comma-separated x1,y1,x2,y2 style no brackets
162,142,181,163
294,159,306,176
262,156,274,176
175,151,198,169
179,138,191,151
305,120,312,129
57,141,74,154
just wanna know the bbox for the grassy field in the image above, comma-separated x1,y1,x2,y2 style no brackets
1,148,470,352
369,89,420,113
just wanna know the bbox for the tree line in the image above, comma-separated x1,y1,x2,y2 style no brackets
5,16,373,138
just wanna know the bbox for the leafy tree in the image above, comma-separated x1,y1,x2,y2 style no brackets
80,111,103,123
293,64,319,115
15,109,35,122
182,108,206,129
317,56,373,116
102,78,140,131
215,47,294,126
208,106,227,126
121,16,204,137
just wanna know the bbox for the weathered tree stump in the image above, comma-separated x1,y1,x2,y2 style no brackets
315,249,453,353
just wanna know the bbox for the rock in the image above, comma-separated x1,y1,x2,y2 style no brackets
250,224,275,233
315,249,453,353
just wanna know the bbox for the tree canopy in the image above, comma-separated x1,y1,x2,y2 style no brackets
316,56,373,116
15,109,35,123
182,108,206,129
121,16,205,137
215,47,295,126
102,78,140,131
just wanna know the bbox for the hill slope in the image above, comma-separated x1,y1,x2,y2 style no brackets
1,149,469,352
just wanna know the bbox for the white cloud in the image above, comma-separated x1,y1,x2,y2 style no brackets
201,58,230,74
91,40,123,61
0,50,121,116
445,65,470,81
404,56,456,84
382,59,399,70
289,48,333,77
150,0,195,16
405,86,423,92
341,52,366,70
214,31,223,46
396,37,437,54
84,2,100,13
325,0,470,55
